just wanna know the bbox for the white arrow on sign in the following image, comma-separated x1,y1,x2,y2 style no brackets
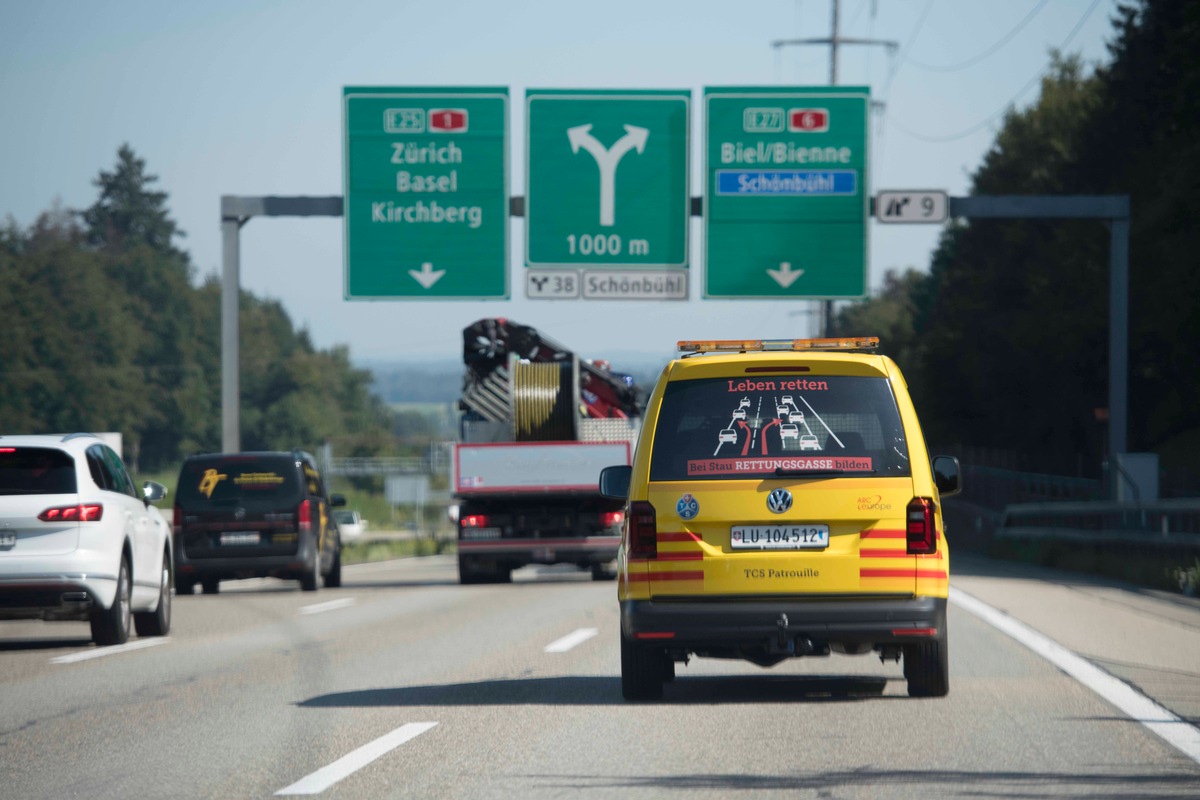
767,261,804,288
408,262,445,289
567,123,649,227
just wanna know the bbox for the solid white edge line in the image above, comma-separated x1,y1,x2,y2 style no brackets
299,598,357,615
275,721,438,796
544,627,599,653
950,586,1200,766
50,637,169,664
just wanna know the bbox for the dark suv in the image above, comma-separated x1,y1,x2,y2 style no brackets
173,451,344,594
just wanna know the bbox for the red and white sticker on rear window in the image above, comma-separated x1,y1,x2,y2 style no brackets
686,456,873,477
428,108,468,133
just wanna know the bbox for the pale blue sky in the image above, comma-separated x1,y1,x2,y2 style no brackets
1,0,1120,364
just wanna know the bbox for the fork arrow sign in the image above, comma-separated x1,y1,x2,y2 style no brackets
409,262,445,289
567,124,649,227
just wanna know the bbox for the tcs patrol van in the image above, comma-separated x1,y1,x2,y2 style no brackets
601,337,961,700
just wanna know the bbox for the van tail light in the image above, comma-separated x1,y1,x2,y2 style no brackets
39,504,104,522
297,499,312,535
627,501,657,559
601,511,624,528
461,514,490,528
906,497,937,555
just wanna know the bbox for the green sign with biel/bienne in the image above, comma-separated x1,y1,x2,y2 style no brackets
525,89,690,269
704,86,869,299
342,87,509,299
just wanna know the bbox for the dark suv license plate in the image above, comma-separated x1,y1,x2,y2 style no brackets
220,532,261,546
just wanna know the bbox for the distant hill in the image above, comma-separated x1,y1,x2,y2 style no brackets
359,354,670,405
361,361,462,404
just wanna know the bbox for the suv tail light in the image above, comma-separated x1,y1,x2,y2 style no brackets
297,500,312,535
461,514,490,528
173,504,182,533
906,497,937,555
39,504,103,522
628,501,657,559
601,511,624,528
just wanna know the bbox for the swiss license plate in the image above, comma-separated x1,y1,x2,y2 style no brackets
731,525,829,550
220,531,261,546
0,532,16,548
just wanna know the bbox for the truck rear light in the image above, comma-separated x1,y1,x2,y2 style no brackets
601,511,624,528
906,497,937,555
628,501,657,559
39,503,103,522
297,500,312,535
461,514,490,528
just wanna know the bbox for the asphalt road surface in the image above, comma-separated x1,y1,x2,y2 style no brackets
2,553,1199,799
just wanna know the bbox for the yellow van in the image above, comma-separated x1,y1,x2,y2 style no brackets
600,338,960,700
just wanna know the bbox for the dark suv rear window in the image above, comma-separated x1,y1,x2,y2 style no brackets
176,456,302,509
0,447,78,495
649,375,911,481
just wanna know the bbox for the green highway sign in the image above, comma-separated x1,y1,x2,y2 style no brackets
343,87,509,299
525,90,689,269
703,87,869,299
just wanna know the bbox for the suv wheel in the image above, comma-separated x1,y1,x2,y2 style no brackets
91,557,131,646
323,544,342,589
904,632,949,697
300,549,320,592
620,632,665,701
133,551,172,637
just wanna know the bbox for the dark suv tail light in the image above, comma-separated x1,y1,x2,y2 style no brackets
601,511,624,528
628,501,657,559
906,497,937,555
297,500,312,535
461,514,490,528
39,504,103,522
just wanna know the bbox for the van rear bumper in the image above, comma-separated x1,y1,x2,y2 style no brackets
621,595,946,648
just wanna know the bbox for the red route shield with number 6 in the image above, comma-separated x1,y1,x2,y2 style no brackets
429,108,467,132
789,108,829,132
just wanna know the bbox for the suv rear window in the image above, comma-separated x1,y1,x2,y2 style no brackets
176,456,301,509
0,447,78,495
649,375,911,481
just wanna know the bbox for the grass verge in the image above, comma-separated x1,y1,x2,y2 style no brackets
342,537,455,565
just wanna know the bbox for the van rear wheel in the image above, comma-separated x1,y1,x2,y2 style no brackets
620,632,665,701
904,632,949,697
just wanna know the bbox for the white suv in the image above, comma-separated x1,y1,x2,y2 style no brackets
0,433,173,645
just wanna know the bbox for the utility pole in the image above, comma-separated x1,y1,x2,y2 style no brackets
772,0,896,335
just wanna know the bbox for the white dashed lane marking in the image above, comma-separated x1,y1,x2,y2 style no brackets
544,627,598,653
275,722,438,795
299,598,356,615
50,637,170,664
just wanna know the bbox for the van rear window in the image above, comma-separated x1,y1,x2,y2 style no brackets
0,448,77,495
649,375,910,481
176,458,300,507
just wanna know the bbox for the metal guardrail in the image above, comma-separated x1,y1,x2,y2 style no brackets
999,499,1200,549
329,457,430,476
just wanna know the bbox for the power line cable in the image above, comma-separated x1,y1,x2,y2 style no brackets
886,0,1102,144
883,0,937,96
905,0,1052,73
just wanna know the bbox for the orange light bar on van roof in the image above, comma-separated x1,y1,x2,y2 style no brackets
677,337,879,354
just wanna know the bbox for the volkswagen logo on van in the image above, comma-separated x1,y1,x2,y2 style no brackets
767,488,793,514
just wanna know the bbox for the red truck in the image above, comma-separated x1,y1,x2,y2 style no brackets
452,319,641,584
